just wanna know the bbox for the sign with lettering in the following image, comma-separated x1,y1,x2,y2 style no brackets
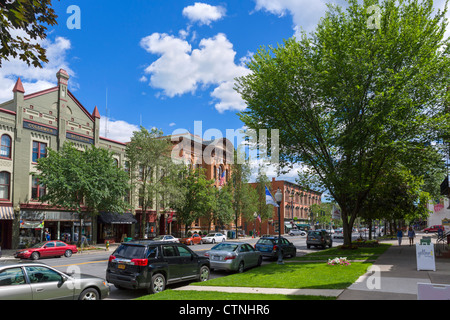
66,132,94,144
416,244,436,271
23,120,58,136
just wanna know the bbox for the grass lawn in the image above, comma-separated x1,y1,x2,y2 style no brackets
293,243,391,261
136,290,335,300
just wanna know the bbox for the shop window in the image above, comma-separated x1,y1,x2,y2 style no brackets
32,141,47,163
0,172,10,200
0,135,11,159
31,176,46,200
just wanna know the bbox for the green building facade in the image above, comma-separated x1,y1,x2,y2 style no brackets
0,69,128,249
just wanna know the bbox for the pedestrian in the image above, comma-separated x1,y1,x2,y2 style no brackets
408,227,415,246
397,228,403,246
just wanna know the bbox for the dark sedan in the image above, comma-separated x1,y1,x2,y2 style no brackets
0,261,109,300
255,236,297,259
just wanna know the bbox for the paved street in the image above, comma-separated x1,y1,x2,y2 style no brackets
36,232,365,300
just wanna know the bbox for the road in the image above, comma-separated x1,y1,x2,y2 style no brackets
40,232,364,300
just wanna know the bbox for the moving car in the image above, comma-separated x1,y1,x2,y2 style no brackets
205,242,262,273
181,233,202,245
14,241,78,260
0,261,109,300
106,240,210,294
307,230,333,249
202,233,227,244
254,236,297,259
152,235,180,243
289,229,307,236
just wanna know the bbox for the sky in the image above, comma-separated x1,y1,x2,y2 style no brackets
1,0,449,186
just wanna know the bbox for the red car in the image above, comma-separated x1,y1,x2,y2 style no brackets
423,225,444,233
14,240,78,260
180,233,203,245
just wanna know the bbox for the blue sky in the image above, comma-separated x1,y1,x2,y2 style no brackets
1,0,449,184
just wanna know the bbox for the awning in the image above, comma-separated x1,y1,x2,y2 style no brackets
0,206,14,220
98,212,137,225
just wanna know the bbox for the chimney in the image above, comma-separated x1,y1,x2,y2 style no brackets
56,69,70,87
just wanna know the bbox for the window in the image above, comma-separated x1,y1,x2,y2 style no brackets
25,266,63,283
0,172,10,200
32,176,46,200
0,135,11,159
32,141,47,163
177,246,193,257
0,268,26,286
162,245,177,257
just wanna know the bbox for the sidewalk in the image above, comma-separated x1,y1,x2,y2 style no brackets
338,237,450,300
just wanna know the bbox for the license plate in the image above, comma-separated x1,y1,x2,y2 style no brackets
118,264,126,269
212,256,221,261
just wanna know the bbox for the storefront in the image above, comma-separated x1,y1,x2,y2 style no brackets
97,212,137,244
19,210,93,247
0,206,13,249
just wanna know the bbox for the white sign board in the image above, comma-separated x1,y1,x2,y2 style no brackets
416,244,436,271
418,283,450,300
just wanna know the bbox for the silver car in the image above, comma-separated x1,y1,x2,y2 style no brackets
205,242,262,273
0,261,110,300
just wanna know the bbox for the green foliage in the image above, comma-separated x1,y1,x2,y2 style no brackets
236,0,450,245
0,0,58,67
34,142,130,216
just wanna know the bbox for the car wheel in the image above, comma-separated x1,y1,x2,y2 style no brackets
238,262,245,273
30,252,40,260
212,239,216,244
307,244,311,249
149,273,166,294
79,288,100,300
222,238,225,242
190,241,194,246
291,250,297,258
198,265,210,282
257,256,262,266
64,250,73,257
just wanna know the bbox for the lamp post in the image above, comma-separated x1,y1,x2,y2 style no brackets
274,188,284,265
253,212,257,238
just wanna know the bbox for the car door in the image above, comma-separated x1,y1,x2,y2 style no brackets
161,244,182,282
177,245,198,280
55,241,67,256
243,244,259,267
42,241,58,257
25,266,75,300
0,267,33,300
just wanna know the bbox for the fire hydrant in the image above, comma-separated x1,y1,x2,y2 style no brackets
105,241,110,251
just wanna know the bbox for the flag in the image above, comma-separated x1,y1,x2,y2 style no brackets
265,186,279,207
167,212,174,223
219,170,226,186
434,199,444,212
331,205,341,220
257,214,261,223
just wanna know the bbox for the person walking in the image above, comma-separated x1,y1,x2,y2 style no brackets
408,227,416,246
397,228,403,246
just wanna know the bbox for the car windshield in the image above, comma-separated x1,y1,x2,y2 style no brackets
30,242,47,248
211,243,238,252
114,244,146,259
257,239,275,245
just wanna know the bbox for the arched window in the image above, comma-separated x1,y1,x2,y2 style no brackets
0,172,10,200
0,135,11,159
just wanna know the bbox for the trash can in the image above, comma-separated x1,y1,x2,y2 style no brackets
421,237,432,245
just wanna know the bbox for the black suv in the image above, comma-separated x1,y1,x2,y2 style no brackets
306,230,333,249
106,240,210,294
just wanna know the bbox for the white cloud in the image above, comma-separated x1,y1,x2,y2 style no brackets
0,34,74,103
182,2,226,26
140,32,250,113
99,116,140,143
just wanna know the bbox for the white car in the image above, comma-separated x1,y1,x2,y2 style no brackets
152,235,180,243
289,229,307,236
202,233,227,244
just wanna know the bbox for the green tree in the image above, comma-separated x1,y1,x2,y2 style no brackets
211,185,234,231
254,165,273,233
236,0,450,246
0,0,58,67
34,143,130,245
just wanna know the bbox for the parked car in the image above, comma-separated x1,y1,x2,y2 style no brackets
289,229,307,236
152,235,179,243
181,233,203,245
205,242,262,273
307,230,333,249
202,233,227,244
0,261,109,300
254,236,297,259
423,225,444,233
106,240,210,294
14,241,78,260
333,228,344,239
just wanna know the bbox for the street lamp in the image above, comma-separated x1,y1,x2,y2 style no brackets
274,188,284,265
253,212,257,238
